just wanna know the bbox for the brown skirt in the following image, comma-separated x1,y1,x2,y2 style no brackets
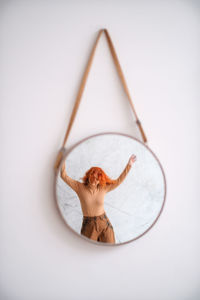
81,212,115,244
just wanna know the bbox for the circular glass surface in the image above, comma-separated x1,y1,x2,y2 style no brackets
55,133,166,246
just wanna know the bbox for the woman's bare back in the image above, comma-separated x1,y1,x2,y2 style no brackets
77,183,107,216
60,155,135,217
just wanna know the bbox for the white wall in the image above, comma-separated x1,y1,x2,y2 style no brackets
0,1,199,299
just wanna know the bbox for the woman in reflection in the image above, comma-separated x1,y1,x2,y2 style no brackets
60,154,136,244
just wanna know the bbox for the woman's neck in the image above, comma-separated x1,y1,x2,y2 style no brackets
87,183,99,192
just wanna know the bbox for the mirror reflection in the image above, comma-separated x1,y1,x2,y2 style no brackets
55,133,166,245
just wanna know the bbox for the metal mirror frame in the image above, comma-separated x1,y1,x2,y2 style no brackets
54,132,167,247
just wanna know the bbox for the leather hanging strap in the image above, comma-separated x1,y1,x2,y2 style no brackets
54,28,147,171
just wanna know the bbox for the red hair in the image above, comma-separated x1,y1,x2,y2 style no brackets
80,167,115,188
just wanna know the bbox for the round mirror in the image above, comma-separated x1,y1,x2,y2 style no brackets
55,133,166,246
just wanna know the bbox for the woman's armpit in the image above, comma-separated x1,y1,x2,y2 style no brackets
105,180,119,193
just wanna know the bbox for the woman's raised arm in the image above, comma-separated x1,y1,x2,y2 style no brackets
60,161,80,193
105,154,136,193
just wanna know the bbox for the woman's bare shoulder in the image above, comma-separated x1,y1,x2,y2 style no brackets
99,184,109,192
78,182,88,190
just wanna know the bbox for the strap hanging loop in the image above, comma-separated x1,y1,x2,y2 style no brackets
54,29,147,172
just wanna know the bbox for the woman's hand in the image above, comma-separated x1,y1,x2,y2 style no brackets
128,154,137,166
